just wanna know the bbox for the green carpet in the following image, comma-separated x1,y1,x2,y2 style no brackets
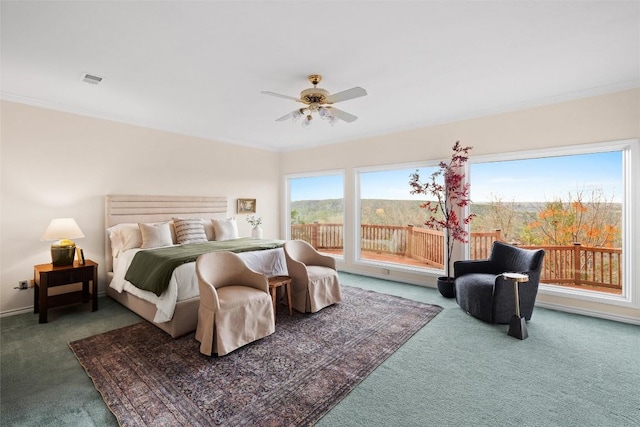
2,272,639,426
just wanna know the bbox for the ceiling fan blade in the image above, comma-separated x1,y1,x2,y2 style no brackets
261,91,302,102
325,87,367,104
327,107,358,123
276,112,293,121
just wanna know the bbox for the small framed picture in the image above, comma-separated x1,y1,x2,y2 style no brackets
237,198,256,214
76,247,85,265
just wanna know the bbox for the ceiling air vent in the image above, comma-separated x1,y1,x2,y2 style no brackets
80,73,103,85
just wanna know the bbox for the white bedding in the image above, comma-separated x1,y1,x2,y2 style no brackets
109,246,288,323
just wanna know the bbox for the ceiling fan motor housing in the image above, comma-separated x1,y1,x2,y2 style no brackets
300,87,330,105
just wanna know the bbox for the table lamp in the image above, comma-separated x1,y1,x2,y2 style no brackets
41,218,85,266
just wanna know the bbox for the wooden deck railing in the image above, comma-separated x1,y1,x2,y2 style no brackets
530,243,622,291
290,223,623,291
291,222,343,249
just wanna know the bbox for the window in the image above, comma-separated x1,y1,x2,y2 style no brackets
287,172,344,256
356,165,440,269
469,146,627,297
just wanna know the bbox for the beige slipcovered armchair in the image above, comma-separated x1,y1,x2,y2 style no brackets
283,240,342,313
195,251,275,356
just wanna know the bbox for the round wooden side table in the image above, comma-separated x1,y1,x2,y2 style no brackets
268,276,293,320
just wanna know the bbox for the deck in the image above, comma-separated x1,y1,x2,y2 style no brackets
293,223,623,295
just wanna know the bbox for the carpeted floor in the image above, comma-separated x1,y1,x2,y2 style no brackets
1,272,639,426
69,286,441,426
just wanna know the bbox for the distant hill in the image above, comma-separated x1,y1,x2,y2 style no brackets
291,198,622,246
292,199,427,226
291,198,544,227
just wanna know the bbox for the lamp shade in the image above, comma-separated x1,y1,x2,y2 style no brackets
41,218,85,241
41,218,85,266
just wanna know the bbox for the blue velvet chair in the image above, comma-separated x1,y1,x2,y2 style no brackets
454,241,545,324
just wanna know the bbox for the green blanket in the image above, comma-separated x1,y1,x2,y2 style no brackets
124,238,285,296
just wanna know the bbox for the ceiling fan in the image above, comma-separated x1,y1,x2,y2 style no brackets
261,74,367,127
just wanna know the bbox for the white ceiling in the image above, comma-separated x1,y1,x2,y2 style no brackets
1,1,638,152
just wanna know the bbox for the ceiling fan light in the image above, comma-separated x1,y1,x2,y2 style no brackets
319,107,331,120
301,115,313,128
328,116,338,126
291,109,303,122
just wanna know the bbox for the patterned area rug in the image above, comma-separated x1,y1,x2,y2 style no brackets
70,286,442,427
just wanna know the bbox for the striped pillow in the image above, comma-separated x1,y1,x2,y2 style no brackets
173,218,208,244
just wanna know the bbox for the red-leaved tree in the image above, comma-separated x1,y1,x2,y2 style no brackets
409,141,475,279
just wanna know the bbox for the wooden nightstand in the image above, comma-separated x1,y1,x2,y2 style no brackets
33,260,98,323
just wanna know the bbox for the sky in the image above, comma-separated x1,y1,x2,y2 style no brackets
290,151,623,203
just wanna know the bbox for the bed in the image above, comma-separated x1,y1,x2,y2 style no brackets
105,195,287,338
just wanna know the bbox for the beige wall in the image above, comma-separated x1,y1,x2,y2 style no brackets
2,89,639,322
281,89,640,323
0,101,280,315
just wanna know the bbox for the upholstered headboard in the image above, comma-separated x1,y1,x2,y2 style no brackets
104,195,228,273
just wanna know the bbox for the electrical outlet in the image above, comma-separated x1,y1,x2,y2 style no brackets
18,280,28,290
381,268,390,275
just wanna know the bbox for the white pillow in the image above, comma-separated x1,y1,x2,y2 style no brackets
203,220,215,241
212,218,239,241
107,223,142,257
173,218,208,244
139,222,173,249
107,221,177,256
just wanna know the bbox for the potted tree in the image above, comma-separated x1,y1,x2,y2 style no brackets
409,141,475,298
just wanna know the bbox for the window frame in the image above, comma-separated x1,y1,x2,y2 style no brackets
467,139,637,308
283,169,346,260
353,161,442,273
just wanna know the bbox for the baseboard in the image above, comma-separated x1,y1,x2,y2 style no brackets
0,290,108,318
534,301,640,325
339,266,437,288
0,306,34,317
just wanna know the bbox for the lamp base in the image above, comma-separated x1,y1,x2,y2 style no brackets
51,245,76,266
